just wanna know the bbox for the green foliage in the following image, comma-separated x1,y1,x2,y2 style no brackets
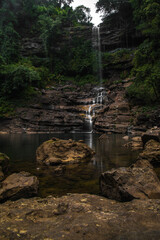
74,6,92,25
127,0,160,105
0,0,94,105
74,75,98,86
130,0,160,38
102,49,134,79
0,23,20,63
0,62,48,97
96,0,135,46
0,98,15,119
103,49,133,65
126,81,156,105
68,39,94,76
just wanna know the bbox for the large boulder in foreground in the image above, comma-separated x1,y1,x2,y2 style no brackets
36,138,95,166
100,160,160,201
138,139,160,166
1,194,160,240
0,172,39,202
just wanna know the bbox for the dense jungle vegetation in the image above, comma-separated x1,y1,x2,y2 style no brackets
0,0,159,113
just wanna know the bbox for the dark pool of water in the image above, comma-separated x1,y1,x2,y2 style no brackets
0,133,139,197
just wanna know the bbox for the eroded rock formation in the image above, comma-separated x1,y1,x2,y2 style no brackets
94,79,133,134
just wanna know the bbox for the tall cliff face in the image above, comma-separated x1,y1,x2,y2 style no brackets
20,37,44,57
20,26,92,58
100,26,144,52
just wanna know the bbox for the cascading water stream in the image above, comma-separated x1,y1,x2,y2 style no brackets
97,27,103,87
83,26,105,133
92,26,103,87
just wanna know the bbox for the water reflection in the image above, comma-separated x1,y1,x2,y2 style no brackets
0,133,139,197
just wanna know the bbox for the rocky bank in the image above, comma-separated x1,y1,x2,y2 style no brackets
1,193,160,240
0,78,159,134
0,80,135,134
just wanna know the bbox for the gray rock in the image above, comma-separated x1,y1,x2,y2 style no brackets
0,171,39,202
100,159,160,201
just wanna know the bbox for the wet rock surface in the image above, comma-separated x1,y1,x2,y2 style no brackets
139,139,160,166
0,86,105,133
94,79,133,134
36,138,95,166
0,193,160,240
100,160,160,201
0,172,39,202
0,82,159,134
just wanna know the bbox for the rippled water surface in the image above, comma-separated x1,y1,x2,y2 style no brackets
0,133,139,197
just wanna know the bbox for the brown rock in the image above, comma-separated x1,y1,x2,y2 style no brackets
0,172,39,202
138,139,160,166
36,138,95,166
142,128,160,146
1,194,160,239
100,160,160,201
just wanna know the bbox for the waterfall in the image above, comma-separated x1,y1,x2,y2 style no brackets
82,27,105,133
92,26,103,86
97,27,103,86
84,88,105,133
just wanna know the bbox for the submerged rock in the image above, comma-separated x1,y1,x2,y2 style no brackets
0,171,39,202
36,138,95,166
139,139,160,166
0,193,160,239
100,160,160,201
124,136,143,150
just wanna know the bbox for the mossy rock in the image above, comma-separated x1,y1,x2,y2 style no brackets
36,138,95,166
